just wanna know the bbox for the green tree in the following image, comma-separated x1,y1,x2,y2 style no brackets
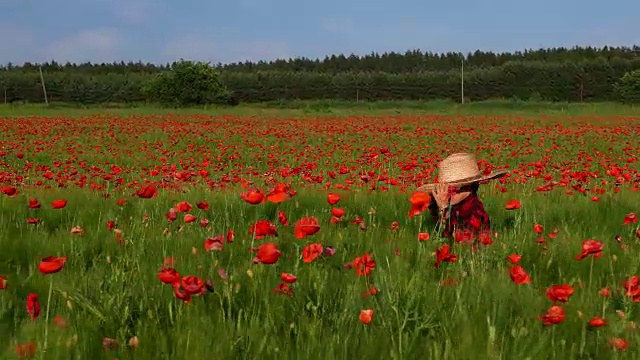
616,69,640,103
144,60,232,107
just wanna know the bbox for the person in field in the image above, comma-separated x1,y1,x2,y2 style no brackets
417,153,507,244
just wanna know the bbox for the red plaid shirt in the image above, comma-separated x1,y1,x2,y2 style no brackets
429,193,491,243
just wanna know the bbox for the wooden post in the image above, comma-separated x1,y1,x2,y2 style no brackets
461,57,465,104
39,66,49,105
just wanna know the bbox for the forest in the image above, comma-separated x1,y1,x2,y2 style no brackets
1,45,639,104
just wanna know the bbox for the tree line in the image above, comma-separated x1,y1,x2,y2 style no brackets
0,45,639,104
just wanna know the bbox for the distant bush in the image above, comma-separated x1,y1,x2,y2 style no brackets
616,70,640,104
143,60,234,107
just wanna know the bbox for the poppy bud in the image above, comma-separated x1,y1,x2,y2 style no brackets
205,279,215,293
323,246,336,257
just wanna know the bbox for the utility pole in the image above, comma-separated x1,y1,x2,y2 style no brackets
460,55,465,104
1,70,5,104
39,66,49,105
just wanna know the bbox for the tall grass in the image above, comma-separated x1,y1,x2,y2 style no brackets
0,109,639,359
1,99,639,118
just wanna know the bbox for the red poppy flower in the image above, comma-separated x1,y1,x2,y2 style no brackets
173,285,191,303
434,245,456,268
505,200,521,210
621,276,640,302
251,243,281,265
506,254,521,264
294,217,321,239
196,201,210,210
38,256,67,275
157,268,180,285
181,276,205,295
327,193,340,205
352,253,376,276
1,186,18,197
28,198,41,209
51,199,67,209
136,184,158,199
266,189,289,203
409,192,431,217
204,235,224,251
241,189,265,205
540,305,565,325
588,316,607,328
546,284,574,303
533,224,543,234
166,208,177,222
15,342,37,358
26,293,40,320
280,273,297,283
608,338,629,351
302,243,323,263
273,283,294,296
249,220,278,239
509,265,531,285
175,201,192,212
362,285,378,298
359,309,374,324
331,208,345,218
278,211,289,226
575,239,603,261
623,213,637,225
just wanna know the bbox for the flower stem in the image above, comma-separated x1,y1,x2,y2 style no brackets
43,276,53,353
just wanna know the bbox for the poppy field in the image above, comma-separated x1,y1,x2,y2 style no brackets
1,112,640,359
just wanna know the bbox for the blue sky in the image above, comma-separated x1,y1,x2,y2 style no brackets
0,0,638,65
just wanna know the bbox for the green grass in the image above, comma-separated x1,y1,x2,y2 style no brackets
0,107,639,359
1,99,639,117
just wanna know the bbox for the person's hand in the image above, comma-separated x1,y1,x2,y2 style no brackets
432,183,451,210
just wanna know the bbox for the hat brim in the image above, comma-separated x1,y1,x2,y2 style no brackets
416,170,508,193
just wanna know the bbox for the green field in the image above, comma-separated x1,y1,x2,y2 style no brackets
1,99,640,117
1,102,639,359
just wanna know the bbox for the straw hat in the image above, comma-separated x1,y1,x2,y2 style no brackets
416,153,507,193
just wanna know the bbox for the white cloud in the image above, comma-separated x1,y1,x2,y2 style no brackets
162,34,291,64
42,28,121,63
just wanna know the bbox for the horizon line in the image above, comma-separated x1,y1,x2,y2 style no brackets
2,43,639,68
